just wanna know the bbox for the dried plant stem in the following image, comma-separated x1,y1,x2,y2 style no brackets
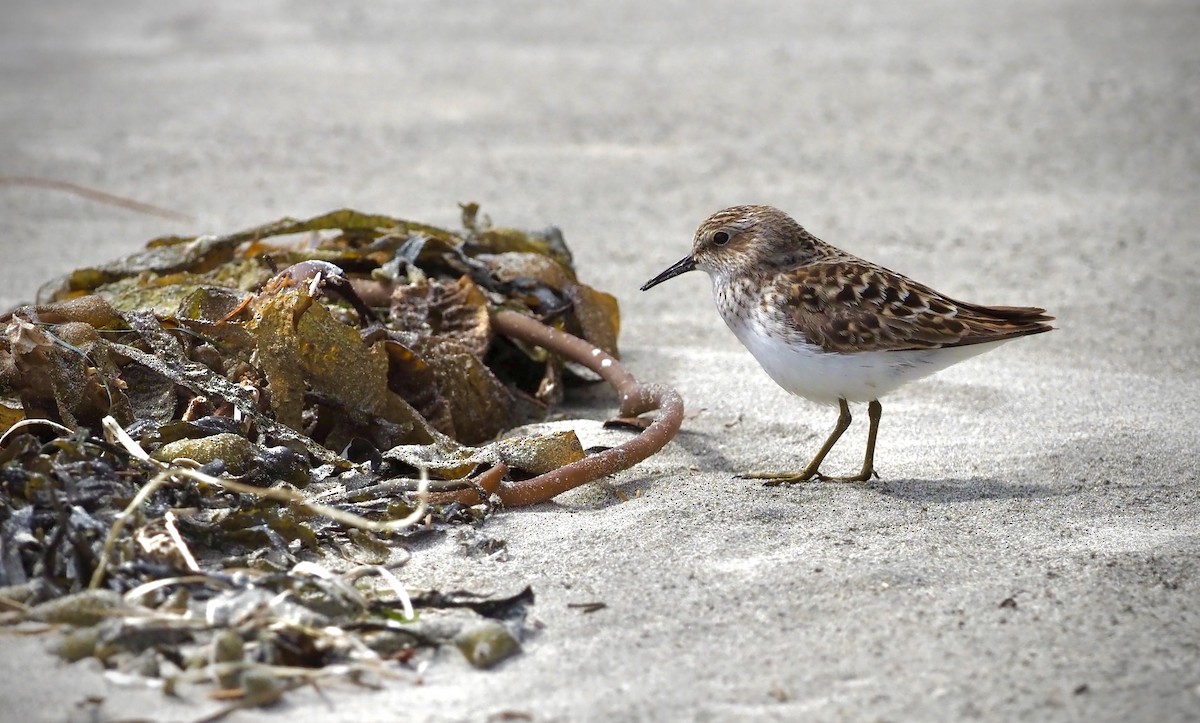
91,416,431,589
164,510,201,572
0,176,193,222
88,468,174,589
0,418,74,448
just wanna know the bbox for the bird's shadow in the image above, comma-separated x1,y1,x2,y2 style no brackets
865,476,1060,503
669,427,1062,504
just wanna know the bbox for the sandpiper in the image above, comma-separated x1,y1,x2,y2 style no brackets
641,205,1054,483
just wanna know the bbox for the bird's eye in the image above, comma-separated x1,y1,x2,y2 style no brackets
712,231,730,246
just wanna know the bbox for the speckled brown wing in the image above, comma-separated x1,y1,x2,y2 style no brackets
774,261,1054,353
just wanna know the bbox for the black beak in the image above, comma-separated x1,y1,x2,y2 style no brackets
640,255,696,291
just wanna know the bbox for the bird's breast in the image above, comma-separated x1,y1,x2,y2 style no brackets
710,278,988,404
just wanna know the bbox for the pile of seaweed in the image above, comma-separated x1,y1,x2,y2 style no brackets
0,205,627,707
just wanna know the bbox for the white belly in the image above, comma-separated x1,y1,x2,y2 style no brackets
721,309,1008,405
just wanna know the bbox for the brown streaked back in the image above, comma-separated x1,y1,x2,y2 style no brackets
775,260,1055,354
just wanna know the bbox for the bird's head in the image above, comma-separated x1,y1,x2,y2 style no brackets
640,205,817,290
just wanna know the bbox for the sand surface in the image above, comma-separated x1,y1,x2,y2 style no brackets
2,1,1198,721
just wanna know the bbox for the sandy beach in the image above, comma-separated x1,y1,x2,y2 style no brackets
2,1,1198,721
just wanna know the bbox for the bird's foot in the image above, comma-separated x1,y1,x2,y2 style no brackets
815,468,880,483
738,470,821,486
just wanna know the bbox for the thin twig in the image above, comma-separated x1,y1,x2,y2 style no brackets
0,176,194,222
124,575,232,603
342,565,415,621
0,418,74,449
89,468,175,590
164,510,201,573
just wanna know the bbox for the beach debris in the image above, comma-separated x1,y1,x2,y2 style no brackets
566,601,608,614
0,206,682,703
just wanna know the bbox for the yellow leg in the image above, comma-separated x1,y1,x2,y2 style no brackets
740,399,854,485
817,399,881,483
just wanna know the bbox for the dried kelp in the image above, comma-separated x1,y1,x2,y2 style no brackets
0,206,682,705
3,207,635,473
